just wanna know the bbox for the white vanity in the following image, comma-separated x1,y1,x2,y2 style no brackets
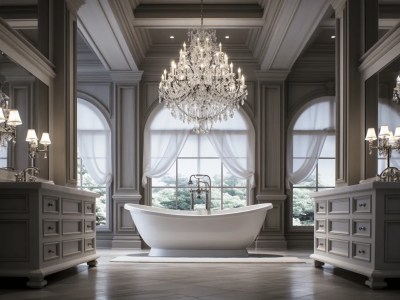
310,181,400,288
0,182,99,288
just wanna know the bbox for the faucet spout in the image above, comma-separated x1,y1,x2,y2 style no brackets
188,174,211,214
15,167,40,182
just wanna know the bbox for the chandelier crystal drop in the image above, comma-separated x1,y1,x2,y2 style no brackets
158,28,248,134
393,75,400,104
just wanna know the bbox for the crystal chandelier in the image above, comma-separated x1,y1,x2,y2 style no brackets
393,75,400,103
0,82,23,148
158,0,248,134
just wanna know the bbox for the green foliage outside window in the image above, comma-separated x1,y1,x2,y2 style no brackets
152,173,246,210
77,159,107,226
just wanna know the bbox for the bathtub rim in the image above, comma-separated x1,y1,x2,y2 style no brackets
124,203,273,218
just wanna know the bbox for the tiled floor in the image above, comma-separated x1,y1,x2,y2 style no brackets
0,249,399,299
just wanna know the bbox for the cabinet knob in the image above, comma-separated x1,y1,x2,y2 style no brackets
358,202,367,207
87,243,92,247
358,250,366,254
87,206,91,210
319,224,324,227
48,226,54,230
87,224,92,228
319,206,324,209
47,202,54,207
48,249,55,254
319,243,324,246
358,226,367,231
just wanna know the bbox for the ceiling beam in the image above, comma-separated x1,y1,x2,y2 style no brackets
131,17,265,28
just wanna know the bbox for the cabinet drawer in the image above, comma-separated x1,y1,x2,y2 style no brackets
43,196,59,214
328,198,350,214
352,242,371,262
84,202,95,215
316,220,326,233
352,220,371,237
353,195,372,214
85,238,95,252
316,238,326,252
62,198,82,215
43,219,60,237
62,239,83,257
62,220,83,235
43,242,60,261
328,239,349,257
316,201,327,214
84,220,95,233
328,219,350,235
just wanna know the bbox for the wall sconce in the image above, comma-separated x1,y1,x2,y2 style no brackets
393,75,400,104
26,129,51,166
0,83,22,147
365,125,400,181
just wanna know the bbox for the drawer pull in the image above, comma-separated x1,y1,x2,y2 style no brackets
87,206,91,210
48,249,55,254
86,224,92,228
358,202,367,207
319,206,324,209
358,226,367,231
87,243,92,247
48,226,54,230
319,243,324,246
47,202,54,207
319,224,324,227
358,250,366,254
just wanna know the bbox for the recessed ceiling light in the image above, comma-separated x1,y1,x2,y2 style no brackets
225,35,230,39
170,36,174,39
331,35,336,39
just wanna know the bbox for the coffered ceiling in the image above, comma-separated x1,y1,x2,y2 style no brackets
1,0,400,80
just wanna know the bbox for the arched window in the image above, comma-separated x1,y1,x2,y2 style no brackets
0,146,7,168
287,96,335,226
77,98,112,227
378,100,400,171
143,105,255,210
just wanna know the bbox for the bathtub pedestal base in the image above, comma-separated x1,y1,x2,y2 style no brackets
149,248,249,257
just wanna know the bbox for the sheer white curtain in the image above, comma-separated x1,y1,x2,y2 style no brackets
142,105,255,187
287,97,335,187
207,114,255,188
142,105,191,187
77,99,112,185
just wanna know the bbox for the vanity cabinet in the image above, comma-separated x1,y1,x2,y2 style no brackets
310,182,400,288
0,182,99,288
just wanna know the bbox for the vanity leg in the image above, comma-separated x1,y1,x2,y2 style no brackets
365,277,387,289
27,277,47,289
87,259,98,267
313,260,324,268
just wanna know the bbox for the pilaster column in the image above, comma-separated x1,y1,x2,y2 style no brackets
110,70,143,249
334,0,363,186
51,0,82,185
254,71,288,249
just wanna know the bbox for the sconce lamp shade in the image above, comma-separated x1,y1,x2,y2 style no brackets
379,125,390,137
40,132,51,145
7,109,22,126
0,108,5,123
26,129,38,142
397,75,400,83
365,128,377,141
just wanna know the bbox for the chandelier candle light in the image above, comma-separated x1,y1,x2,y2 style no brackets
365,125,400,181
158,0,248,134
0,83,22,147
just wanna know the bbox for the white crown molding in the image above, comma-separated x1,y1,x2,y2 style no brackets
254,70,289,82
132,18,265,28
109,70,144,83
0,19,55,86
359,22,400,81
4,19,38,30
66,0,86,15
329,0,346,16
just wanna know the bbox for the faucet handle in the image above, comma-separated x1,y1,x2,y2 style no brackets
14,172,23,182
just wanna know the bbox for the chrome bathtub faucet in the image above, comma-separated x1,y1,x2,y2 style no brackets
188,174,211,214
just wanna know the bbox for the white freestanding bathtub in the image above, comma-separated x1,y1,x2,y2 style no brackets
124,203,273,257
